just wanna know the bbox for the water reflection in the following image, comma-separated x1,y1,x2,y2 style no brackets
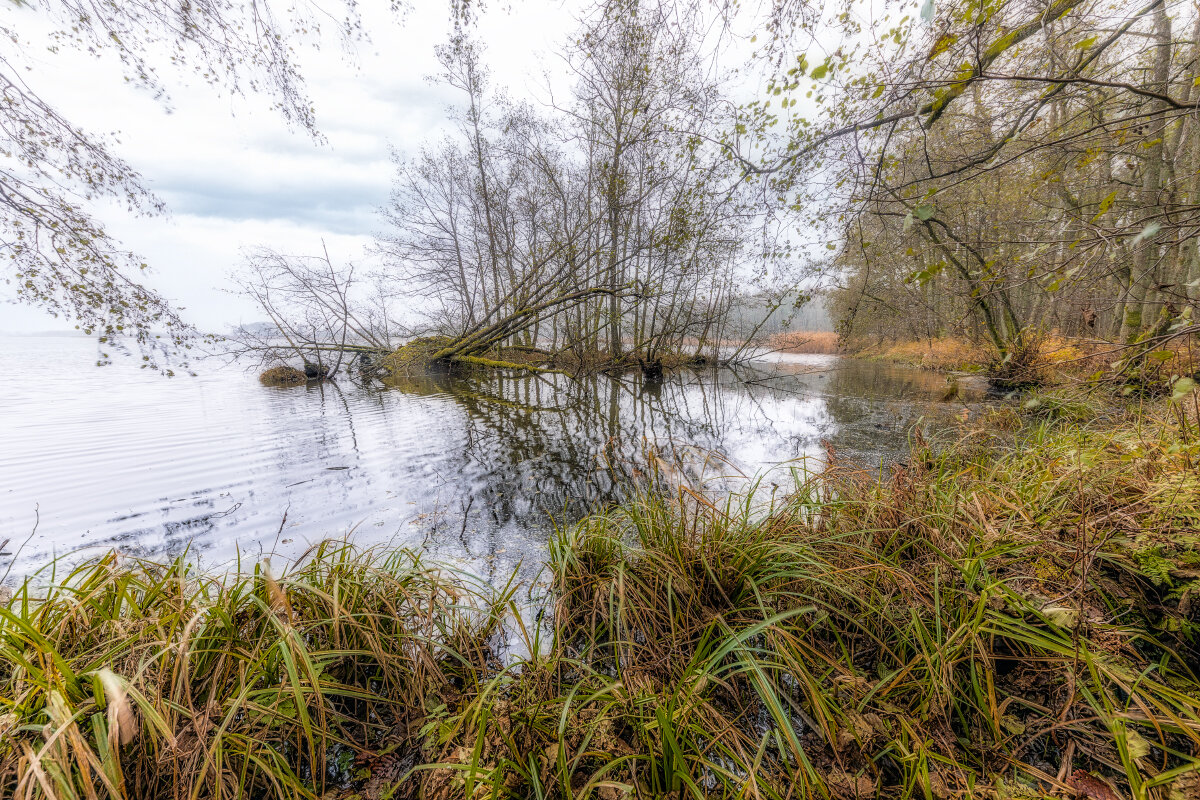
0,338,990,581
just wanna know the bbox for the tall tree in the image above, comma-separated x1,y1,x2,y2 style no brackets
733,0,1200,365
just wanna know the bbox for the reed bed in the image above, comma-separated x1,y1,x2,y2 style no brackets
0,544,508,800
4,414,1200,799
767,331,842,355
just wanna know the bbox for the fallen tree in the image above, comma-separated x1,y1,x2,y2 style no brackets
385,286,639,375
224,247,400,380
226,247,658,379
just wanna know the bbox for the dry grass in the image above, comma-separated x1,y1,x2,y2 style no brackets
6,410,1200,799
258,365,307,386
852,337,991,371
766,330,841,354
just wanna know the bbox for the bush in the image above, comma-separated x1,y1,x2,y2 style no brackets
988,331,1048,388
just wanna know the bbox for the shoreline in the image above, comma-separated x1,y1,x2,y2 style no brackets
766,331,1175,381
3,404,1198,799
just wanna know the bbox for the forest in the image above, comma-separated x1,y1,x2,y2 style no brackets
3,1,1200,799
220,0,1200,392
821,0,1200,388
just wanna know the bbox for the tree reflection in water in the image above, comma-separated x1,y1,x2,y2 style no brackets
1,340,990,583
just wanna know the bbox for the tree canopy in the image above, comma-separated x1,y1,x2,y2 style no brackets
735,0,1200,376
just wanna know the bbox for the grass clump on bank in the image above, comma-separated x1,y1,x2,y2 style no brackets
4,413,1200,799
0,544,507,799
259,365,308,386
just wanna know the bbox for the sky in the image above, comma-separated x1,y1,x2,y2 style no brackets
0,1,580,333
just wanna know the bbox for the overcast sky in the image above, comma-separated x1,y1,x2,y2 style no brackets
1,1,581,332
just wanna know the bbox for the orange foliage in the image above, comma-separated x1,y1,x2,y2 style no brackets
767,330,841,354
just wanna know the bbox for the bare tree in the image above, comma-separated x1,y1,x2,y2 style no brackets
228,246,400,376
0,0,479,365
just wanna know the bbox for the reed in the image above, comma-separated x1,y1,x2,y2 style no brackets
4,412,1200,799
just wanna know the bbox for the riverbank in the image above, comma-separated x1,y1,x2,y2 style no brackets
768,331,1132,378
3,405,1199,799
768,332,993,371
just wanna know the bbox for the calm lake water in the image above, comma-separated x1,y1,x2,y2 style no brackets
0,336,992,582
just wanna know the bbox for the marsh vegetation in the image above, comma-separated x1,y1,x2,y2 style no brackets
4,404,1200,799
6,0,1200,798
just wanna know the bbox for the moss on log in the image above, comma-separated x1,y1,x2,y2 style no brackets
379,336,563,377
449,355,563,374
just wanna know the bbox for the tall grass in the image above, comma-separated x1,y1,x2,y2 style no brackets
4,416,1200,798
0,543,508,799
527,417,1200,799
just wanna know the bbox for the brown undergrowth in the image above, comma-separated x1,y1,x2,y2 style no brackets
5,410,1200,799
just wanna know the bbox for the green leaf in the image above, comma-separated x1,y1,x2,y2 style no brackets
1171,377,1196,402
1091,190,1117,222
810,63,828,80
929,33,957,58
909,261,945,284
915,203,935,221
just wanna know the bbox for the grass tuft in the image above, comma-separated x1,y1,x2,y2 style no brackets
5,415,1200,798
258,366,307,386
0,542,506,799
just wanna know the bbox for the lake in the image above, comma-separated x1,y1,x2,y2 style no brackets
0,336,992,582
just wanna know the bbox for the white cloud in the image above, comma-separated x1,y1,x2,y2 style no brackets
1,0,577,332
